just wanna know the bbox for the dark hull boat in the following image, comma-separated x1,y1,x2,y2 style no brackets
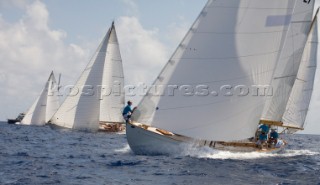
7,113,25,124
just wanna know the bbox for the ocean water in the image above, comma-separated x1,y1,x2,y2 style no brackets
0,122,319,185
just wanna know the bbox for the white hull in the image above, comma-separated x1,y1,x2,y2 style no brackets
126,123,191,155
126,122,285,155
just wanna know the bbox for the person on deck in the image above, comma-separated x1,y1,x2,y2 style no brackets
257,132,268,149
259,124,269,134
256,124,269,149
122,101,136,123
269,129,279,145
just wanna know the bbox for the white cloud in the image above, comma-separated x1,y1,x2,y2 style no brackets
116,16,171,104
0,1,89,120
166,16,190,48
117,16,169,85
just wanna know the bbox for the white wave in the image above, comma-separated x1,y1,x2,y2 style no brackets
114,144,131,154
116,131,126,135
181,145,319,160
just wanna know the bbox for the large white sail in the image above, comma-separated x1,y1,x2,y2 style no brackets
21,72,60,125
50,22,124,130
261,1,315,121
133,0,298,141
282,13,318,130
99,24,125,123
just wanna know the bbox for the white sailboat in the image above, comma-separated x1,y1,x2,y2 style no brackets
126,0,317,155
21,71,60,126
50,22,125,131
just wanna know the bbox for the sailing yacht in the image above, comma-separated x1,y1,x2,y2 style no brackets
50,22,125,131
126,0,317,155
21,71,60,126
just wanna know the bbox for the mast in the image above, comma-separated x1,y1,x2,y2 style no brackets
133,0,298,141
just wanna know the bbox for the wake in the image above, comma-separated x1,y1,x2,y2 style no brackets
114,144,131,154
181,145,319,160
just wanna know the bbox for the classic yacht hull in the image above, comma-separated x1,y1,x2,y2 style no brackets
126,122,191,155
126,122,285,155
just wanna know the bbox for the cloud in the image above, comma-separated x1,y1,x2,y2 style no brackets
0,1,88,119
117,16,169,85
116,16,171,103
165,16,191,49
0,2,173,119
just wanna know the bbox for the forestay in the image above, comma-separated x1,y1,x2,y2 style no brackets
133,0,297,141
262,0,315,122
50,23,124,130
21,72,60,126
282,12,318,130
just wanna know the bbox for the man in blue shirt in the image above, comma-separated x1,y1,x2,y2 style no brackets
269,129,279,144
256,124,269,149
122,101,136,123
257,132,268,149
259,124,269,134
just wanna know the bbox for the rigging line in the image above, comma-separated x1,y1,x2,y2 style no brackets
175,101,266,133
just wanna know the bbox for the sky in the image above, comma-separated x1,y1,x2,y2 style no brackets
0,0,320,135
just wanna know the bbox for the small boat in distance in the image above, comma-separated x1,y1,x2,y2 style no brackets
7,113,25,124
126,0,317,155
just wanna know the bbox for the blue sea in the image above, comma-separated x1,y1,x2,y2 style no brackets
0,122,319,185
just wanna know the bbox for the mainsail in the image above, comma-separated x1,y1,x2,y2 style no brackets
50,22,124,130
262,0,315,122
133,0,299,141
21,72,60,125
282,12,318,131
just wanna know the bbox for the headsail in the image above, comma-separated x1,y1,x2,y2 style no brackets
21,72,60,125
261,0,315,122
99,22,125,123
282,12,318,131
133,0,297,141
50,22,124,130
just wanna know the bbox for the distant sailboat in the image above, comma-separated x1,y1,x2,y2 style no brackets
21,71,60,126
126,0,316,155
50,22,125,131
